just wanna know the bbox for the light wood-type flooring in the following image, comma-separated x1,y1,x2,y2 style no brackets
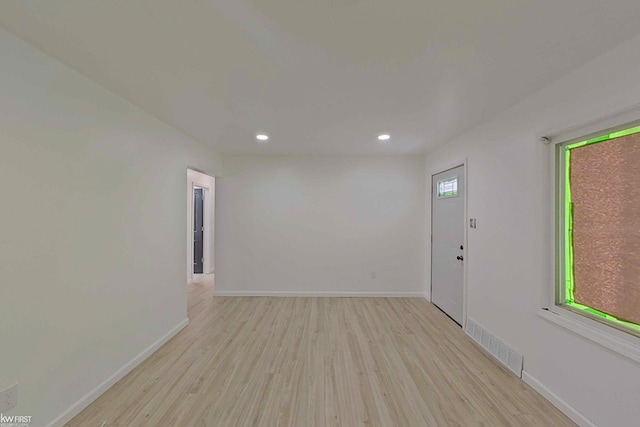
68,277,574,426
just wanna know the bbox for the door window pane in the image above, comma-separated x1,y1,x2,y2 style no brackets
437,177,458,198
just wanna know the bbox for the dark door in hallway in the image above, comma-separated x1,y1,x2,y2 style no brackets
193,188,204,274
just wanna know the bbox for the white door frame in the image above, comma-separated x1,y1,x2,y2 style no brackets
187,169,216,283
192,184,210,277
429,159,469,329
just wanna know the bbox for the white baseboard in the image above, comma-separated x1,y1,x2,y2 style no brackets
213,291,424,297
46,318,190,427
522,371,597,427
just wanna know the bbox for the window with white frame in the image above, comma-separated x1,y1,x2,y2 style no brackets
555,123,640,337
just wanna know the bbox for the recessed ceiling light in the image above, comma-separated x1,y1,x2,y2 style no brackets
377,134,391,141
256,134,269,141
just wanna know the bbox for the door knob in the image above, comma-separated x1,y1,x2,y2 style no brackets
456,256,464,261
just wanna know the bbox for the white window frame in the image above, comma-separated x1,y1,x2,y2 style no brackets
540,110,640,365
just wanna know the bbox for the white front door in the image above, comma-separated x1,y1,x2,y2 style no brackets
431,165,465,325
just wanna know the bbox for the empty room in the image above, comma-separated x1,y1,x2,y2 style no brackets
2,1,640,426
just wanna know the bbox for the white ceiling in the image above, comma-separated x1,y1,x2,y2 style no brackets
1,1,640,155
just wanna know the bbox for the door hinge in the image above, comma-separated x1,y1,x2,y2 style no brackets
201,257,204,263
202,226,204,231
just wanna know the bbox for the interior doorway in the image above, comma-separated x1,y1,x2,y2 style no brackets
193,187,204,274
187,169,216,283
431,164,466,326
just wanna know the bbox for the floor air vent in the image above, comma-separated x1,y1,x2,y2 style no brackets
465,318,523,377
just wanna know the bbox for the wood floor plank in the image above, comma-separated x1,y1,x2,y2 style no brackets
67,278,575,426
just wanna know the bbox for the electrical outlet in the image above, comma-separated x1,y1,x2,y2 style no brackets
0,383,18,412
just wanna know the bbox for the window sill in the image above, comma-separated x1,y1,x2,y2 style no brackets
537,308,640,365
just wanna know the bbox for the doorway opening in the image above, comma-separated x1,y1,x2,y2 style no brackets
193,187,205,274
431,163,467,327
187,169,215,284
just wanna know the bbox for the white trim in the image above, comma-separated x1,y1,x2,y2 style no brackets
46,319,189,427
202,186,212,275
522,371,597,427
213,291,424,298
538,309,640,365
545,131,557,312
428,159,468,329
462,160,468,330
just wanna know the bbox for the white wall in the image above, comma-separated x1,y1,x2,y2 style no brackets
424,34,640,427
216,155,425,295
187,169,216,281
0,28,222,426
